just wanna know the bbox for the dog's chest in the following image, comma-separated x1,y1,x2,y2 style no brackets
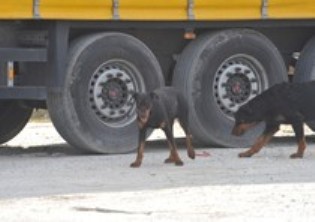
146,111,167,128
147,103,173,128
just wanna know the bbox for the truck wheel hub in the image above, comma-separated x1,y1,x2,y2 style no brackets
213,54,266,117
102,79,126,107
226,74,251,102
88,60,143,127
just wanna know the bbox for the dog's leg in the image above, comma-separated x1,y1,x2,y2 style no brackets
185,134,195,159
163,122,177,164
130,129,146,168
178,96,196,160
290,120,306,158
163,126,183,166
290,137,306,158
178,119,195,160
239,123,279,158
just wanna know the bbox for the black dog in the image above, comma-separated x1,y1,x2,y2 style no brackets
130,87,195,167
232,81,315,158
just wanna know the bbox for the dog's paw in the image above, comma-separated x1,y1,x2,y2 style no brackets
290,153,303,159
238,152,253,158
175,160,184,166
188,151,196,159
164,158,175,164
130,162,141,168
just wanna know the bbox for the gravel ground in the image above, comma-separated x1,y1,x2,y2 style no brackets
0,121,315,221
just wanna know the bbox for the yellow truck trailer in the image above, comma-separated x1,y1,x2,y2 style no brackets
1,0,315,153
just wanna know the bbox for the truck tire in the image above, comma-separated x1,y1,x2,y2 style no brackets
47,32,164,154
0,101,32,144
0,26,31,144
173,29,287,147
293,35,315,130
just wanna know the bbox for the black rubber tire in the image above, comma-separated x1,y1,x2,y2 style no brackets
0,26,32,144
0,101,32,144
173,29,287,147
293,35,315,130
47,32,164,154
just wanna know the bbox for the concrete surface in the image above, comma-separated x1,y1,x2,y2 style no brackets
0,122,315,221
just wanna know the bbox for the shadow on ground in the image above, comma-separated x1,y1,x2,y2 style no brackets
0,135,315,157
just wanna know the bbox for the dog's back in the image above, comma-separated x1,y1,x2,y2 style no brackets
243,81,315,121
153,87,188,120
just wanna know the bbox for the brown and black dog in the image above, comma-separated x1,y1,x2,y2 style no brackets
232,81,315,158
130,87,195,167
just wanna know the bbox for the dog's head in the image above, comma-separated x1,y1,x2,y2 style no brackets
132,91,158,127
232,104,260,136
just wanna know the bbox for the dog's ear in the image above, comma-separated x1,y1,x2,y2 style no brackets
129,91,139,102
133,93,139,102
149,92,159,100
128,90,135,96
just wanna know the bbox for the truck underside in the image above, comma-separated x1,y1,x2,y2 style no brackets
1,19,315,153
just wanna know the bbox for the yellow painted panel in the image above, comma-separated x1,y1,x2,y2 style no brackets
40,0,112,20
0,0,32,19
269,0,315,19
194,0,261,20
2,0,315,21
119,0,187,20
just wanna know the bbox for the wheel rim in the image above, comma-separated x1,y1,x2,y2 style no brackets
213,54,268,118
88,59,145,128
